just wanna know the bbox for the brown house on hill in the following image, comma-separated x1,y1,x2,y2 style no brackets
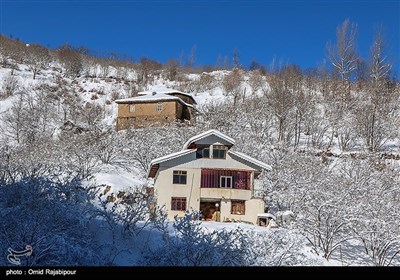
115,88,198,131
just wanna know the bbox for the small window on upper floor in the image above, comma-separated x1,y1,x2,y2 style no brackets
212,145,227,159
157,102,163,112
129,104,135,112
173,170,187,184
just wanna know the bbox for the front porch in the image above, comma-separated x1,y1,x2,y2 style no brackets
200,199,221,222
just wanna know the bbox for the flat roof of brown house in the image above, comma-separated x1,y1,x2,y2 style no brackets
138,87,197,104
115,92,196,109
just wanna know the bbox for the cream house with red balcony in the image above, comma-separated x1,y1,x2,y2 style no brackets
147,129,271,224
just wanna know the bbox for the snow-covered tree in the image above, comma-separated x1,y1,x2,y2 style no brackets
0,177,102,265
1,72,19,98
341,159,400,266
141,212,250,266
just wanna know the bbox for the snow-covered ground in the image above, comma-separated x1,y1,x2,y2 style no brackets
91,217,334,266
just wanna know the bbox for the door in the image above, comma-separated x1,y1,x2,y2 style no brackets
200,200,221,221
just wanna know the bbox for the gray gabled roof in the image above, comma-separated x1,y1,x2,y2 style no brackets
147,149,197,178
182,129,235,150
228,150,272,171
147,129,271,178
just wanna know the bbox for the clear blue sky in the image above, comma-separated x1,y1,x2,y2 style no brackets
0,0,399,75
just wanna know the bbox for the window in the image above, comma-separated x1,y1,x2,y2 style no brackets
213,145,227,159
220,176,233,188
129,104,135,112
173,170,187,184
196,145,210,158
171,197,186,211
156,102,163,112
231,200,245,215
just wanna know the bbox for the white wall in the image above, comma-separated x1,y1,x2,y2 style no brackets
153,139,266,223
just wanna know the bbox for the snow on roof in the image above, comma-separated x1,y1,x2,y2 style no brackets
149,149,196,166
228,150,272,171
182,129,235,150
147,149,197,178
147,130,270,178
257,213,276,219
138,85,197,104
115,92,196,109
115,92,179,103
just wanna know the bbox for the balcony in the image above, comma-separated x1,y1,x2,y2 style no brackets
200,187,251,200
201,168,251,189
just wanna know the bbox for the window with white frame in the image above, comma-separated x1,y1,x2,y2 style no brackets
129,104,135,112
220,176,233,188
156,102,163,112
173,170,187,184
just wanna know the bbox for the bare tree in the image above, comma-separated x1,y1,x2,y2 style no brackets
26,44,51,79
3,83,67,144
164,58,180,81
283,65,309,147
248,60,266,75
91,130,133,168
355,28,395,152
266,67,295,143
0,35,25,74
1,72,19,98
215,54,224,70
80,102,104,129
137,57,162,85
327,19,359,102
355,58,368,90
223,55,230,70
4,92,25,143
322,78,349,150
191,73,217,92
341,159,400,266
248,69,265,94
222,69,243,106
124,126,186,174
57,44,83,78
232,48,241,69
186,45,197,68
302,200,351,260
369,26,392,84
354,82,397,152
